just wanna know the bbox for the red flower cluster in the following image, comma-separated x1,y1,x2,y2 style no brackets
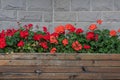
84,44,91,50
110,30,117,37
20,30,29,39
62,39,68,46
6,29,17,36
65,24,76,32
0,38,6,49
17,40,24,47
0,30,6,49
39,42,48,49
23,23,33,30
89,24,97,31
86,32,98,41
50,48,56,54
72,41,82,51
76,28,83,34
33,34,43,41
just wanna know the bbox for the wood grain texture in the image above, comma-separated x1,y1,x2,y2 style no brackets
0,53,119,80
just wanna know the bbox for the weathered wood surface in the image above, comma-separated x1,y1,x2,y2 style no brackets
0,53,120,80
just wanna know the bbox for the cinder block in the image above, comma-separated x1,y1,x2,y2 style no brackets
102,12,120,22
17,11,43,22
114,0,120,11
91,0,113,11
99,22,120,30
1,0,26,10
43,12,53,22
27,0,52,11
71,0,90,11
0,10,17,21
77,12,101,22
54,12,76,22
54,0,70,11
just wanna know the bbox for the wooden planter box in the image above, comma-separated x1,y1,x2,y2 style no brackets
0,53,120,80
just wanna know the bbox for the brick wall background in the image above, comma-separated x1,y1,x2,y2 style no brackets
0,0,120,32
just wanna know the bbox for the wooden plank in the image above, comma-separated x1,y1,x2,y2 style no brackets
0,73,38,79
0,54,120,60
76,73,120,79
0,54,83,60
0,60,120,67
86,67,120,73
0,66,83,73
79,54,120,60
94,61,120,67
101,73,120,79
0,72,119,79
0,60,93,66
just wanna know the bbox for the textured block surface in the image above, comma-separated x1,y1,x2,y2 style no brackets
102,12,120,22
43,12,53,22
1,0,26,10
91,0,113,11
71,0,90,11
27,0,52,11
0,10,17,21
54,0,70,11
54,12,76,22
17,11,43,22
114,0,120,11
77,12,101,22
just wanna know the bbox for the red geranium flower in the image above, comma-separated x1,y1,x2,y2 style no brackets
65,24,76,32
17,40,24,47
43,35,50,41
86,32,98,41
62,39,68,46
72,41,82,51
24,23,33,30
50,47,57,54
55,25,65,34
28,23,33,28
0,38,6,49
86,32,95,40
51,32,59,38
97,19,103,24
33,34,43,41
39,42,48,49
20,30,29,39
76,28,83,34
6,29,17,36
89,24,97,31
84,44,91,50
43,26,48,33
110,30,117,37
0,30,5,38
50,36,58,44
